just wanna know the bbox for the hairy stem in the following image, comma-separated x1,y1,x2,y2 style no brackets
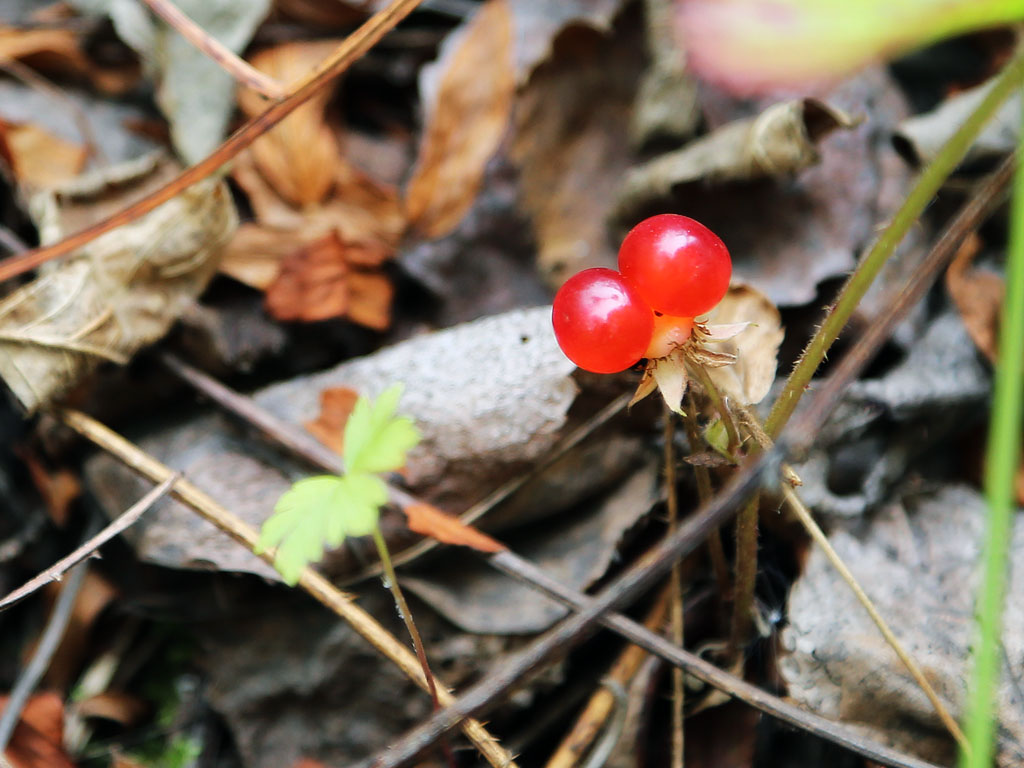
372,527,442,709
682,391,730,597
664,411,685,768
765,48,1024,440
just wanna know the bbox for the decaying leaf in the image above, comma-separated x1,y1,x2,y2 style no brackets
263,231,393,328
238,40,344,208
405,0,515,239
402,502,505,554
510,17,644,286
614,99,856,221
223,121,403,330
1,692,75,768
631,0,700,146
70,0,272,162
945,232,1002,363
895,73,1020,167
0,155,237,412
703,283,784,405
304,386,360,455
0,119,88,189
781,485,1024,767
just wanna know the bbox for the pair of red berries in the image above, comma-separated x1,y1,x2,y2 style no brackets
552,214,732,374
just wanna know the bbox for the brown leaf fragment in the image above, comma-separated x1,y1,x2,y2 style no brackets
402,502,505,553
615,98,856,221
405,0,515,239
23,453,80,526
1,692,75,768
0,155,237,412
946,232,1002,363
239,40,345,208
510,18,644,286
219,223,298,290
0,119,87,189
264,232,393,327
304,386,360,454
0,24,138,94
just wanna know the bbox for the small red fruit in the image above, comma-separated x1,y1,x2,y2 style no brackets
618,214,731,317
552,268,654,374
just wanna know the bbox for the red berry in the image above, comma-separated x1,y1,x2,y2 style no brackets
552,268,654,374
618,214,731,317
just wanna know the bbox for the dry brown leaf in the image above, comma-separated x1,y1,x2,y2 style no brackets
273,0,365,27
946,232,1002,363
703,283,784,405
0,119,87,188
0,24,138,94
405,0,515,238
402,502,505,554
264,232,393,327
1,692,74,768
225,140,403,329
304,386,360,454
0,155,237,412
239,40,344,207
510,20,644,286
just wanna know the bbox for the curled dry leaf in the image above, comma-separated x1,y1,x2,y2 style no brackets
405,0,515,239
1,692,75,768
894,73,1020,167
615,98,856,221
0,119,87,189
703,283,783,405
0,23,137,93
263,231,393,328
238,40,345,208
0,155,237,412
945,232,1002,363
303,385,360,455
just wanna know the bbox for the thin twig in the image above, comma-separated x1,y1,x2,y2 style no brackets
55,407,517,768
0,555,88,751
139,0,286,99
0,0,425,283
0,475,177,612
664,410,684,768
682,390,729,596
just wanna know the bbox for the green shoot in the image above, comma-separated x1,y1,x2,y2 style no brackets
960,107,1024,767
256,383,420,585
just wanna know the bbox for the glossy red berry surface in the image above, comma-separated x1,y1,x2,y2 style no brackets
552,268,654,374
618,214,731,317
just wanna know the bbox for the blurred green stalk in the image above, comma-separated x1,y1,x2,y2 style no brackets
960,102,1024,768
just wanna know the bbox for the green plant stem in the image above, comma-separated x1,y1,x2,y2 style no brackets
372,527,443,710
689,363,742,455
960,118,1024,766
765,47,1024,441
682,391,730,597
663,410,685,768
